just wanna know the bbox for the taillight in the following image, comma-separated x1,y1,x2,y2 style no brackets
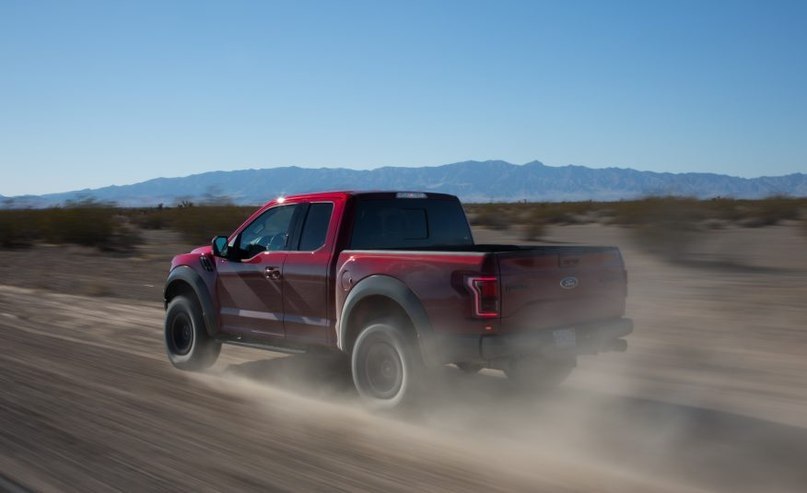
466,276,500,318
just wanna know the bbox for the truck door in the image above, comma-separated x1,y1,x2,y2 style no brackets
283,202,335,346
216,203,302,339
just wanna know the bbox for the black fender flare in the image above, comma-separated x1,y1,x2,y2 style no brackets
164,266,218,338
338,274,437,364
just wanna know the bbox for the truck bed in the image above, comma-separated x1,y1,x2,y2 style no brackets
338,243,627,335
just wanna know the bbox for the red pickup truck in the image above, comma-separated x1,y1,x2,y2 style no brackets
164,191,631,407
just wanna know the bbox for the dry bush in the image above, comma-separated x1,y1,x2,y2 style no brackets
703,198,745,223
739,196,803,227
0,201,253,250
132,207,170,230
124,204,254,244
4,196,805,252
0,199,141,252
467,201,606,230
41,203,116,247
104,218,144,252
612,197,706,262
466,206,512,231
522,221,546,241
518,207,549,241
0,209,41,248
525,201,601,225
164,205,254,244
608,196,706,226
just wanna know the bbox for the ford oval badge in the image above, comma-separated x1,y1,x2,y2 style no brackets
560,276,579,290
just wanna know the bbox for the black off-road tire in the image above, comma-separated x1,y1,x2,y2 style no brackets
351,321,422,409
504,356,575,391
165,295,221,371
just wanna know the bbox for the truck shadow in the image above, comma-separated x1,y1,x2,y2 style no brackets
224,355,807,492
222,352,356,399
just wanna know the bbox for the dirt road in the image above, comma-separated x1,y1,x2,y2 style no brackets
2,225,806,492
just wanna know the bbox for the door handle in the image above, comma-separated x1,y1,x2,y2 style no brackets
265,266,282,281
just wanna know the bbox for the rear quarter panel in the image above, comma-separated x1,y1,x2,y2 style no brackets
335,251,496,335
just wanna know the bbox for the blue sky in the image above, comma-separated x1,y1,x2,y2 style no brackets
1,0,805,196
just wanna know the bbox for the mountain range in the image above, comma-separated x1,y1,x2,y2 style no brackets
4,160,806,207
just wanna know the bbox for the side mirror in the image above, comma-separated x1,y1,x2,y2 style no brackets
211,235,229,258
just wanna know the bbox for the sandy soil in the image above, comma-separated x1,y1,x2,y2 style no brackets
1,224,806,492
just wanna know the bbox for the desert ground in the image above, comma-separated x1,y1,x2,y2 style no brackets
1,224,807,492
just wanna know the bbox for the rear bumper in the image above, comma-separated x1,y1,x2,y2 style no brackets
422,318,633,366
481,317,633,360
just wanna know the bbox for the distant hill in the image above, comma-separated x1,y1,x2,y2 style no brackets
4,160,807,207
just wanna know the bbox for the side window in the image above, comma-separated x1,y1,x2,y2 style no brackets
237,205,299,258
298,203,334,251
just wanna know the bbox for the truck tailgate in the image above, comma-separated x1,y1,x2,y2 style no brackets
496,246,626,333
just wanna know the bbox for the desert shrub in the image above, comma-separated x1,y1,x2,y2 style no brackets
0,199,141,251
703,198,745,222
166,205,254,244
5,196,804,251
40,204,115,246
539,201,599,224
133,207,170,230
612,197,705,262
528,203,587,225
103,218,144,252
467,206,511,231
608,196,704,226
522,221,546,241
160,192,252,244
467,201,605,229
120,204,255,244
466,197,807,238
0,209,40,248
742,196,802,227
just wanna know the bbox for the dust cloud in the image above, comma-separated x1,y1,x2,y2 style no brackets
203,341,805,493
202,223,807,492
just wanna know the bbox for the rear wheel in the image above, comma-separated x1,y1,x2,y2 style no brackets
165,295,221,371
351,321,421,409
504,356,575,391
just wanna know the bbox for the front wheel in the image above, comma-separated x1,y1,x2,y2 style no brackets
165,295,221,371
351,322,421,409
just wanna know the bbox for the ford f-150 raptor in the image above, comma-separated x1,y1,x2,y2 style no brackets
164,191,632,407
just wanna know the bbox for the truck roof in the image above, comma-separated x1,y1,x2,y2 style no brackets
266,190,460,206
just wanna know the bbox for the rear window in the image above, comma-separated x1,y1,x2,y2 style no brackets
298,203,333,251
350,197,473,249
